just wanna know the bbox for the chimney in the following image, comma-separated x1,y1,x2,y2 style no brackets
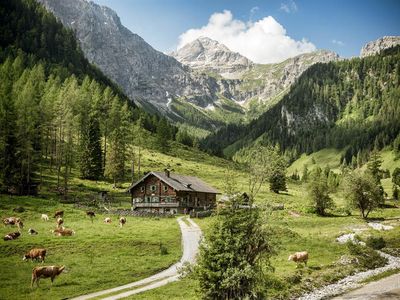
164,168,170,178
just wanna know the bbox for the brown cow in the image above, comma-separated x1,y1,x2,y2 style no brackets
3,231,20,241
53,210,64,219
86,211,95,218
23,248,46,263
3,217,23,229
288,251,309,266
52,228,74,236
31,265,65,287
56,218,64,228
119,217,126,228
86,211,95,223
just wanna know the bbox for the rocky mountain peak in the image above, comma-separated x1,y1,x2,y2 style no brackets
171,37,253,79
360,36,400,57
37,0,223,116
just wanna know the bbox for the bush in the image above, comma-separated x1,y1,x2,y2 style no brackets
159,243,168,255
347,242,387,269
366,236,386,250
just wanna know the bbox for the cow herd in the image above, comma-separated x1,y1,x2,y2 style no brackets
2,209,128,287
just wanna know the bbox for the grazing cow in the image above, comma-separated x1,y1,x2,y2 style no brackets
86,211,95,223
3,217,23,229
104,217,111,224
53,210,64,219
28,228,38,235
41,214,49,221
288,251,309,266
52,228,74,236
23,248,46,262
31,265,65,287
56,218,64,228
119,217,126,228
3,231,20,241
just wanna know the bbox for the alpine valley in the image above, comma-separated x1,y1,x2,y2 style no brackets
1,1,400,299
38,0,345,133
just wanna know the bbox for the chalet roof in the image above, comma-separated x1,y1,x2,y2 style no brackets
127,171,220,194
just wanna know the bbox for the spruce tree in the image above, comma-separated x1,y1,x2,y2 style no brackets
194,196,274,299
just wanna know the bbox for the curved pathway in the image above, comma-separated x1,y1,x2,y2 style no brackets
332,273,400,300
298,251,400,300
70,217,202,300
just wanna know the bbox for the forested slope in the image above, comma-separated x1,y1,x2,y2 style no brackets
0,0,175,194
202,46,400,163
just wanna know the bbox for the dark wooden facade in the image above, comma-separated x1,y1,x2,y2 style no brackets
129,172,218,214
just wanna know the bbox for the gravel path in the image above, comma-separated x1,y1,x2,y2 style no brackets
298,250,400,300
332,272,400,299
70,217,202,300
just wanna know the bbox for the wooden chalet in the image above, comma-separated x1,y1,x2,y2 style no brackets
128,170,220,214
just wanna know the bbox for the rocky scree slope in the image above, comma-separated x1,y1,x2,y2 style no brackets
360,36,400,57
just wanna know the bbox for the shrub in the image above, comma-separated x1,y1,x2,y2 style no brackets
159,243,168,255
347,242,387,269
366,236,386,250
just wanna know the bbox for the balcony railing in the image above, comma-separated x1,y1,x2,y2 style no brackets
133,202,180,208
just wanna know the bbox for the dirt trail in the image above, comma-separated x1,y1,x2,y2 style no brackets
332,272,400,300
70,217,202,300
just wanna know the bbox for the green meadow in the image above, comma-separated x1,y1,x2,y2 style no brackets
1,142,400,299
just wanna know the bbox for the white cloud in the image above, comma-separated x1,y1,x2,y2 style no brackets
177,10,316,64
280,0,298,13
331,39,345,46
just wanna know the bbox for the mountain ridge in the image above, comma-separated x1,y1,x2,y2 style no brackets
170,37,253,79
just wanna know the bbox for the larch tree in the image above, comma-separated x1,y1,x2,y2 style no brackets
345,171,383,219
105,96,130,186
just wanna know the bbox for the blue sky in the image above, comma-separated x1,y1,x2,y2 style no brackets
92,0,400,61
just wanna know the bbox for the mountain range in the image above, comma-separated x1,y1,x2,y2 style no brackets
36,0,355,131
37,0,400,140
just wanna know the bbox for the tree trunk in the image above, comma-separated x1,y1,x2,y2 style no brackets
138,146,141,177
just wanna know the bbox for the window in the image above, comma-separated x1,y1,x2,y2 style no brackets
150,185,157,192
166,196,171,202
163,185,168,192
145,196,151,203
140,186,145,192
152,196,159,203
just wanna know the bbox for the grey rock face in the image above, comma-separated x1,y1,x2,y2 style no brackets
360,36,400,57
36,0,340,126
37,0,220,115
230,50,340,106
170,37,253,79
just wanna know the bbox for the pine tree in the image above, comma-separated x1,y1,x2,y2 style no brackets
105,97,129,186
0,59,18,192
367,150,383,184
156,118,171,153
14,69,42,194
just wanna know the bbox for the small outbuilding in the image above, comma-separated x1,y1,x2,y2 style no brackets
127,170,220,214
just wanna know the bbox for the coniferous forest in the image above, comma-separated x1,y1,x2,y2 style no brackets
0,0,176,195
202,46,400,164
